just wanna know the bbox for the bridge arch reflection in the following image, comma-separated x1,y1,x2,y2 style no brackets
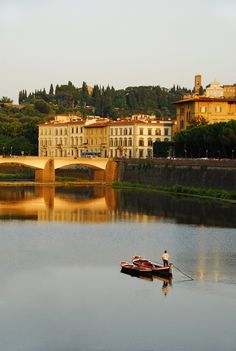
0,186,117,222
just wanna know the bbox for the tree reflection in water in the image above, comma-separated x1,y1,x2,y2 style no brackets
0,186,235,227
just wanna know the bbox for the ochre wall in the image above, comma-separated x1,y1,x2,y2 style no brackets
35,159,55,182
105,159,118,183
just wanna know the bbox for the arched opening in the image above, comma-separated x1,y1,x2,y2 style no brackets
0,163,35,181
55,163,105,182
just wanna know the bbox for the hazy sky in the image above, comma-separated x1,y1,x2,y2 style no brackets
1,0,236,102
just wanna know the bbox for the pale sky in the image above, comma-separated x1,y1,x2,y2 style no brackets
1,0,236,102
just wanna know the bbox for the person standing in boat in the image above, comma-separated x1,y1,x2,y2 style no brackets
162,250,169,267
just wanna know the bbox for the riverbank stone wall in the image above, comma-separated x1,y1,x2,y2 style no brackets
117,159,236,191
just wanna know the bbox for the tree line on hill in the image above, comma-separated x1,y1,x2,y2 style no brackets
0,83,236,159
1,83,190,157
0,100,50,156
18,81,190,118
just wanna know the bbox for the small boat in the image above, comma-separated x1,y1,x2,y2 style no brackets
132,256,173,277
120,261,153,277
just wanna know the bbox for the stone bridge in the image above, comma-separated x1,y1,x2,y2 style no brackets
0,156,118,183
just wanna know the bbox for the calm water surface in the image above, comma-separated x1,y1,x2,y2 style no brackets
0,186,235,351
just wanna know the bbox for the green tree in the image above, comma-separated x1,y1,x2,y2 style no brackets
174,121,236,158
0,96,13,104
49,83,54,95
34,99,50,114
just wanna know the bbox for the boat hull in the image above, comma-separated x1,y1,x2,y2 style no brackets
151,267,172,277
132,257,173,277
120,262,153,277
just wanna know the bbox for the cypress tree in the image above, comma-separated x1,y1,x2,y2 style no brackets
49,83,54,95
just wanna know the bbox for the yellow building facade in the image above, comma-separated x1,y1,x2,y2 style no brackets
38,115,175,158
174,97,236,132
83,123,109,157
108,120,173,158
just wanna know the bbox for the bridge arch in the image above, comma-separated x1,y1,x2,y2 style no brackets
0,157,118,183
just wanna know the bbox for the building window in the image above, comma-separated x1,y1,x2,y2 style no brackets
139,128,143,135
129,128,132,135
200,106,206,113
124,128,128,135
180,120,184,129
139,138,144,147
128,138,132,146
119,128,122,135
186,111,191,121
148,138,152,147
155,128,161,135
215,106,222,113
148,129,152,135
164,128,169,136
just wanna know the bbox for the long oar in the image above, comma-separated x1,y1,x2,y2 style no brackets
173,264,194,280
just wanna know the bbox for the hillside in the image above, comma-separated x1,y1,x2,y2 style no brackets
0,82,190,156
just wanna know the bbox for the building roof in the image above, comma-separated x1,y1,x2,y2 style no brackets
84,123,108,128
174,96,236,104
38,120,85,127
107,119,174,126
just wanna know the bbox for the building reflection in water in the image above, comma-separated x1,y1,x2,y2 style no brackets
0,186,157,223
0,186,113,223
0,185,235,283
1,185,235,227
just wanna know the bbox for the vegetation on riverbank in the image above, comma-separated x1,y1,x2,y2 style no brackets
55,176,83,182
0,171,34,180
112,181,236,201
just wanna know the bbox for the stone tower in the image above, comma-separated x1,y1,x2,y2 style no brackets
194,74,202,94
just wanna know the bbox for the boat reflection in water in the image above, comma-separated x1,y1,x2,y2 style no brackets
120,269,172,296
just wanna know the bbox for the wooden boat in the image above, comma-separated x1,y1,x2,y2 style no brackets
132,256,173,277
120,261,153,277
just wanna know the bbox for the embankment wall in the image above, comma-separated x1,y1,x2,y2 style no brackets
117,159,236,191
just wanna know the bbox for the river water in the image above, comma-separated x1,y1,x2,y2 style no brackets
0,185,235,351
